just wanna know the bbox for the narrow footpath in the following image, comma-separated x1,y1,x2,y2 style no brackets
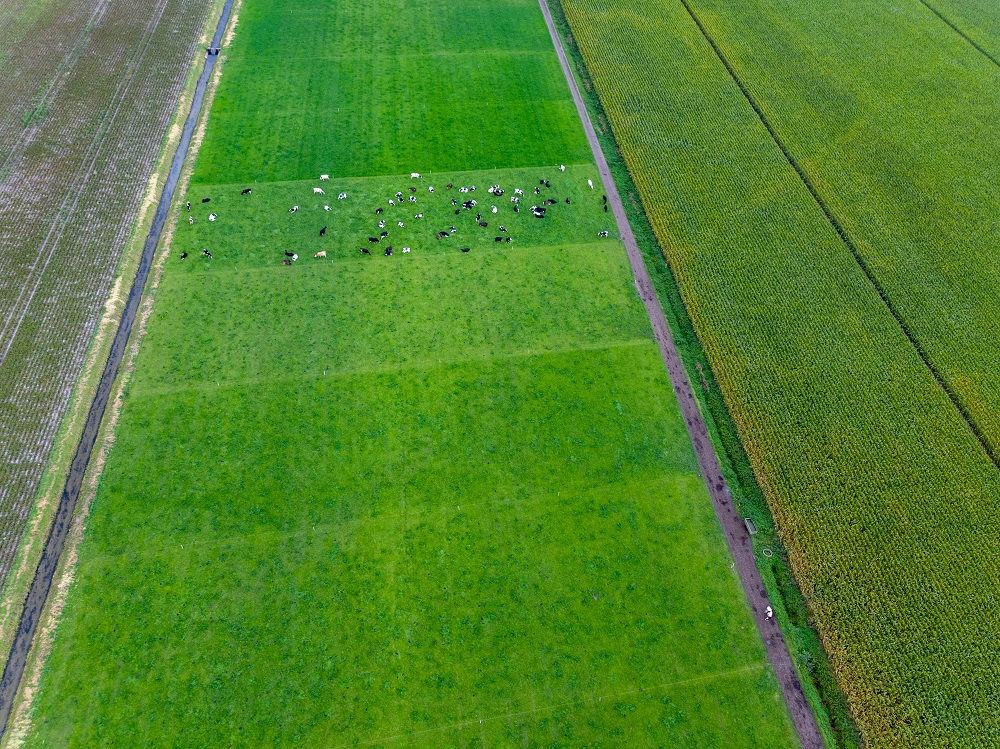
0,0,235,734
537,1,824,746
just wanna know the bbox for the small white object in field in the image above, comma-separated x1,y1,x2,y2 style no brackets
765,606,773,620
208,213,217,221
320,174,330,180
313,187,325,194
188,216,194,224
402,247,410,253
491,206,497,214
315,250,326,258
338,192,347,200
398,222,404,228
410,172,420,178
588,179,594,189
560,164,566,171
290,205,299,212
428,186,434,192
324,205,331,211
388,199,395,206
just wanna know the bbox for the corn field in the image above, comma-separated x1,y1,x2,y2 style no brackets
558,0,1000,745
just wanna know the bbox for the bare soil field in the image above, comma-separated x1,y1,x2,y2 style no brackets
0,0,215,589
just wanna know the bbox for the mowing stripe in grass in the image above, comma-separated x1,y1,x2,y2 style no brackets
330,662,768,748
0,0,235,735
677,0,1000,474
917,0,1000,70
538,0,822,744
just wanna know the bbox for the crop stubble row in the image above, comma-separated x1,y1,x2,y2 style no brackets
0,0,215,588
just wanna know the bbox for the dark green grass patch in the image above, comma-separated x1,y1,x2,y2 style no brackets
192,0,591,182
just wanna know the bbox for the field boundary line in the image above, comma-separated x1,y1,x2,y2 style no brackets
676,0,1000,473
0,0,237,736
538,0,822,746
329,662,767,748
917,0,1000,70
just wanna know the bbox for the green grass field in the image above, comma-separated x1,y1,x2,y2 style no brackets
192,0,593,181
558,0,1000,745
17,0,800,745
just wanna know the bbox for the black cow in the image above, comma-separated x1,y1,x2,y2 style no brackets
202,197,211,203
602,195,608,203
180,252,188,259
320,226,327,236
380,230,388,238
409,187,417,192
360,247,371,254
495,237,502,242
565,198,571,204
505,237,512,243
545,181,551,188
539,180,545,185
186,201,191,211
461,247,470,252
241,188,252,195
534,187,540,194
513,205,519,213
455,209,461,215
499,226,507,232
368,237,380,243
376,207,383,215
604,205,608,212
202,249,213,258
476,213,482,221
384,247,393,256
285,251,295,257
447,183,454,189
478,222,488,228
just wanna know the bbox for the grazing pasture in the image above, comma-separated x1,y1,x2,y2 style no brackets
0,0,215,592
192,0,593,181
16,0,802,744
558,0,1000,745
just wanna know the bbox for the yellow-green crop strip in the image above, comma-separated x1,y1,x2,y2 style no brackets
558,0,1000,745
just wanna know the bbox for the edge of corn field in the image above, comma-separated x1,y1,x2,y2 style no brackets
545,2,861,746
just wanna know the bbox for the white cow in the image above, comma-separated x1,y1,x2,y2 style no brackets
320,174,330,181
208,213,217,221
314,188,325,194
315,250,327,258
324,205,331,211
560,164,566,171
410,172,420,178
588,179,594,189
338,192,347,200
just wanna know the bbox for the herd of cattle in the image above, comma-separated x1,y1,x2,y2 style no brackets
182,167,612,262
